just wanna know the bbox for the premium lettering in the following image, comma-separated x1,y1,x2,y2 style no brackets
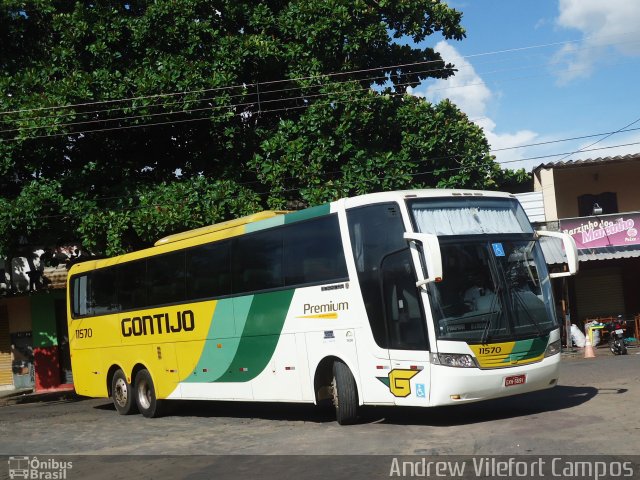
303,301,349,315
121,310,195,337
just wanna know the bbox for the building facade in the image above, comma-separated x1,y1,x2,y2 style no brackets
530,153,640,334
1,254,72,392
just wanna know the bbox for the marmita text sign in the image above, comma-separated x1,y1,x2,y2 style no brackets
559,212,640,249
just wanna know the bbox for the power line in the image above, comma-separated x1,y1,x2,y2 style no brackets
10,135,640,216
18,140,640,223
491,126,640,152
2,80,640,184
1,52,637,144
5,40,635,132
3,85,640,180
7,30,633,128
2,31,637,118
553,116,640,163
2,49,638,143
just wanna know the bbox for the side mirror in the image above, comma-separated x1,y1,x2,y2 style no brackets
403,232,443,287
536,230,579,278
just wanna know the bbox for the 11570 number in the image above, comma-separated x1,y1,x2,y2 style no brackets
477,346,502,355
75,328,93,339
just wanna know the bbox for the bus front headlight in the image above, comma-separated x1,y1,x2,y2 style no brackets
431,353,478,368
544,339,561,358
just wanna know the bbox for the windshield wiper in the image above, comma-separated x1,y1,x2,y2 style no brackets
480,285,501,344
511,288,544,336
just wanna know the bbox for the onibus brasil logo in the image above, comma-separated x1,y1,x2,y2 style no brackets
8,456,72,479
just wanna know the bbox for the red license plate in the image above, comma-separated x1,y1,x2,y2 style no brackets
505,374,526,387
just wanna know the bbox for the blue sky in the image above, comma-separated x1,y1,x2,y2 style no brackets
408,0,640,172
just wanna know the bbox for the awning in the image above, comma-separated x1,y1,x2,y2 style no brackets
539,236,640,265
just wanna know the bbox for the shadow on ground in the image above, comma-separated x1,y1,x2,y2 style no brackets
93,384,603,426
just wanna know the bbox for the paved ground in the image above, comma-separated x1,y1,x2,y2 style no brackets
1,347,639,457
1,348,639,479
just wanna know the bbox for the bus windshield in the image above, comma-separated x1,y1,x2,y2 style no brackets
409,198,556,343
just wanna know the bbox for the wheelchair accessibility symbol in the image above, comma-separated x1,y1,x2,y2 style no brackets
416,383,426,398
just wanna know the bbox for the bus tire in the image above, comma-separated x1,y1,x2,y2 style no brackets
332,361,358,425
134,369,165,418
111,369,138,415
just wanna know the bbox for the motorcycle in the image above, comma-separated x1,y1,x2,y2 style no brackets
608,315,628,355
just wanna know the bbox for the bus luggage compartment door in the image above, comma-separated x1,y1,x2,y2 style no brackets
151,342,181,399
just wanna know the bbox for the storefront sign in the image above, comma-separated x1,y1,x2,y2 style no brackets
559,212,640,249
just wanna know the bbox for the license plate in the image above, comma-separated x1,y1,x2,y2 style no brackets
505,374,526,387
615,329,624,334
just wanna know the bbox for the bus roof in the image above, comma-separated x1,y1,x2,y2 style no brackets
339,188,516,209
68,189,518,276
154,210,289,246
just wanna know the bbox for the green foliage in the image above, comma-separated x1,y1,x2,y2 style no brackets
0,1,529,257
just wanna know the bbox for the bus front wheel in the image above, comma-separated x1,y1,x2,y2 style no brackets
134,369,165,418
111,369,138,415
332,361,358,425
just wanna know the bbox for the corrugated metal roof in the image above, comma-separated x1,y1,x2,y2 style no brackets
539,236,640,265
534,153,640,171
515,191,545,223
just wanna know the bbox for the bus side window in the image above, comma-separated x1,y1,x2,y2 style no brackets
147,251,186,306
232,229,284,294
117,260,148,311
186,241,232,300
283,215,348,286
72,275,89,317
91,268,118,315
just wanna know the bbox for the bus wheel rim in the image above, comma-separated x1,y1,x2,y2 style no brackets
114,377,128,407
138,379,151,410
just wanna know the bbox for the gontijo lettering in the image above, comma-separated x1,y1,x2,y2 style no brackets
121,310,195,337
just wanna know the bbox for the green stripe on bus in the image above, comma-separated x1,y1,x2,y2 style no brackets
214,289,295,382
185,290,295,383
244,215,286,233
183,299,241,382
284,204,330,224
244,204,330,233
502,336,548,364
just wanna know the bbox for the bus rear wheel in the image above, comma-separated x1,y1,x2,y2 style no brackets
134,369,165,418
112,369,138,415
332,361,358,425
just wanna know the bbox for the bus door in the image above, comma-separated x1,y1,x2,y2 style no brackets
347,203,429,405
380,248,431,406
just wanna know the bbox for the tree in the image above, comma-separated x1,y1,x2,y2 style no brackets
0,0,528,257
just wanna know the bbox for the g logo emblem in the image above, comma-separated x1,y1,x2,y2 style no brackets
388,369,420,397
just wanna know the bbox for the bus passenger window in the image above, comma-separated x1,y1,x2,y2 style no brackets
283,215,347,286
232,230,284,294
186,241,231,300
72,275,88,317
91,268,118,315
147,251,186,306
117,260,148,311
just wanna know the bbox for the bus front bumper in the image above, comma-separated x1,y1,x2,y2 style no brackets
429,353,561,406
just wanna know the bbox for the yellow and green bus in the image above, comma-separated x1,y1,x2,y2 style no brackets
67,189,578,424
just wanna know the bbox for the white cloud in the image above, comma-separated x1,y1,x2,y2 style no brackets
554,0,640,84
409,41,539,168
421,42,492,118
